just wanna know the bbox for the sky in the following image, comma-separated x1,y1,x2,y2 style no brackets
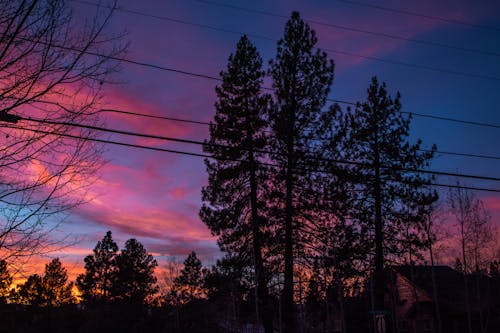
25,0,500,279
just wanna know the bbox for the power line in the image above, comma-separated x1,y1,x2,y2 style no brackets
22,14,500,129
11,125,212,159
100,108,210,126
19,115,500,183
71,0,500,82
98,108,500,161
425,182,500,193
334,0,500,33
404,111,500,129
6,123,500,193
429,149,500,161
195,0,500,58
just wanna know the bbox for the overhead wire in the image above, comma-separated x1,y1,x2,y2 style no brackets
12,1,496,190
71,0,500,82
195,0,500,58
17,115,500,183
4,122,500,193
334,0,500,33
98,108,500,161
21,3,500,129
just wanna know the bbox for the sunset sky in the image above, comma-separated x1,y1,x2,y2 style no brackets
35,0,500,279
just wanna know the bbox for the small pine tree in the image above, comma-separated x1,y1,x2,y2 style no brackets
0,260,12,303
174,251,205,302
455,258,464,273
15,258,74,307
43,258,74,307
16,274,45,306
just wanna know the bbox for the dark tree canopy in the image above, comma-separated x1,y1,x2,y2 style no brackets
77,232,158,306
0,260,12,303
200,34,270,256
14,258,74,307
174,251,205,302
342,77,437,312
200,35,273,331
268,11,335,331
204,254,251,302
15,274,45,307
113,238,158,305
345,77,437,257
42,258,74,307
76,230,119,303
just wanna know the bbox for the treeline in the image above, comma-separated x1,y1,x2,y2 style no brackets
0,232,215,332
0,230,498,332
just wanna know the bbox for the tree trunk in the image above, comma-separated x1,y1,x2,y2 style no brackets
458,191,473,333
373,125,385,321
282,106,296,333
427,216,442,333
249,146,273,333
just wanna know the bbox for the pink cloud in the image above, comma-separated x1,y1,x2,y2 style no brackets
170,187,190,199
99,86,196,145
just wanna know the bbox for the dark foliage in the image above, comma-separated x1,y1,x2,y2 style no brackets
76,230,119,303
0,260,12,303
341,77,437,311
268,11,335,331
200,34,273,331
113,238,158,305
173,251,204,303
12,258,74,307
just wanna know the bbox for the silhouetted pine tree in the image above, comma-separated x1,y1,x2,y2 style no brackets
15,274,45,306
173,251,204,303
204,254,252,324
268,11,334,332
200,35,273,331
0,260,12,303
305,262,323,328
204,254,251,302
76,230,118,303
43,258,74,307
343,77,437,317
113,238,158,305
14,258,74,307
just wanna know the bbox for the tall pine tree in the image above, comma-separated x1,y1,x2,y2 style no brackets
269,12,334,332
342,77,437,320
200,35,273,331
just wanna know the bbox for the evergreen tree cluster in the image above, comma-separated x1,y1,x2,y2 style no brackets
8,258,75,307
200,10,438,333
76,231,158,306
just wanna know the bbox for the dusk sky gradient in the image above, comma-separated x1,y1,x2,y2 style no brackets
36,0,500,280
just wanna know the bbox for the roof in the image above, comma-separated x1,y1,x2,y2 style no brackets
391,265,500,312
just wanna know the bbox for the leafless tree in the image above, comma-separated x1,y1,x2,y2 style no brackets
448,186,495,273
448,185,496,333
0,0,126,265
